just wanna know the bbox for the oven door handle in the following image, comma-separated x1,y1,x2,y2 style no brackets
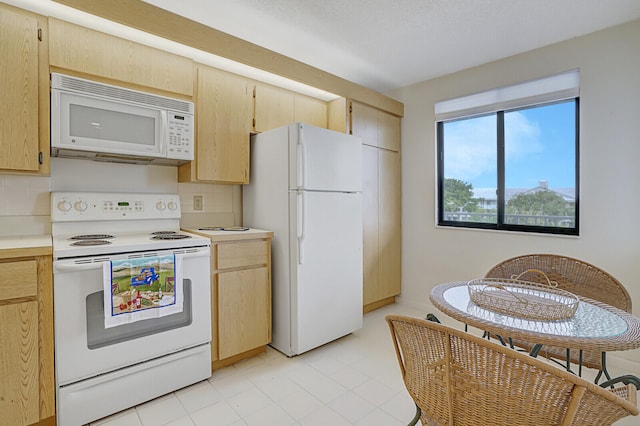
54,262,106,272
53,249,209,273
178,250,211,259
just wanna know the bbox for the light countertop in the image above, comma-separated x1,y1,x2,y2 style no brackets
0,235,52,259
182,227,274,242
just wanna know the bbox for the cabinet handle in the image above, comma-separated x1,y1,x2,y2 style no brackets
39,152,43,164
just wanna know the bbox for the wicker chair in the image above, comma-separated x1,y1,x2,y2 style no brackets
484,254,632,373
387,315,638,426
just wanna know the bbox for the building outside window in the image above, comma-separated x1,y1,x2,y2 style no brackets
436,71,579,235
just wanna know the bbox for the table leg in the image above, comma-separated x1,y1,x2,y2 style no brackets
594,352,612,385
530,344,543,358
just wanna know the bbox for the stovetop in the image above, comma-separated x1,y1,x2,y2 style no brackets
51,192,210,259
52,229,210,259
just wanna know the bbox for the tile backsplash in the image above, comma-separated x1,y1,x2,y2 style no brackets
0,174,52,236
0,174,50,216
178,182,242,229
0,159,243,237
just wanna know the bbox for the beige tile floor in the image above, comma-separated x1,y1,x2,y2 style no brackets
90,302,639,425
90,303,423,426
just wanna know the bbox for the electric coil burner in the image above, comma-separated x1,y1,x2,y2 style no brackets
151,231,192,240
70,233,115,240
51,192,212,425
70,239,112,246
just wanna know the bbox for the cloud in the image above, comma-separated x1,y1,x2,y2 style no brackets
444,111,541,183
444,115,496,181
504,111,542,160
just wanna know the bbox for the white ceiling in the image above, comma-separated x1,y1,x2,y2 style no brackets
143,0,640,94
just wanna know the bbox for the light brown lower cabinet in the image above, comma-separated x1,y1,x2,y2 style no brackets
0,250,54,426
185,230,273,370
217,266,270,360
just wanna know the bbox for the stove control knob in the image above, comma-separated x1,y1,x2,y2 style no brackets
57,200,72,212
156,201,166,211
167,201,178,211
74,201,88,212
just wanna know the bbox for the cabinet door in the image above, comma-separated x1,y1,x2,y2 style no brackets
254,83,294,133
0,5,40,172
378,111,401,152
193,65,253,183
0,301,39,425
327,98,348,133
294,94,327,128
49,18,193,96
350,101,378,147
362,145,380,306
218,267,270,359
378,149,401,298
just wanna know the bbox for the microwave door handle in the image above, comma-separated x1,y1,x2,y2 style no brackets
159,110,168,154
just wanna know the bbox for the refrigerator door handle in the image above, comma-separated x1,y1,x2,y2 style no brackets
296,142,306,189
297,191,306,264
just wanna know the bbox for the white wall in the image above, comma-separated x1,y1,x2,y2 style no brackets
390,19,640,366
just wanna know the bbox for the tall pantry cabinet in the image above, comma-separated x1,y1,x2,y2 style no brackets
348,101,402,313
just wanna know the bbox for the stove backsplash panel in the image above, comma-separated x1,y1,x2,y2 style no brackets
0,158,242,237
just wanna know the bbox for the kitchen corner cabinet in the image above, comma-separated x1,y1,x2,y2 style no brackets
253,82,328,132
0,3,50,174
187,230,273,370
179,65,253,184
350,101,402,312
48,18,194,96
0,246,54,426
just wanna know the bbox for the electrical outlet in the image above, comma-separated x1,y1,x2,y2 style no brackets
193,195,203,211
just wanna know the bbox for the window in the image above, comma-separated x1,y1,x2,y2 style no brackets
436,71,579,235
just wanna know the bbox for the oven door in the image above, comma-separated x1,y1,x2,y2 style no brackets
53,246,211,386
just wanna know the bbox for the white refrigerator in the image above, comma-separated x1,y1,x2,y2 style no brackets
243,122,363,356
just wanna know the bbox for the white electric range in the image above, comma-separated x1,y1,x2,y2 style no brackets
51,192,212,426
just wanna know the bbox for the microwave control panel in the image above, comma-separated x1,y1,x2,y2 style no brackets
167,113,194,160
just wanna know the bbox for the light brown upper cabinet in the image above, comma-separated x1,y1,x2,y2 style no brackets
351,100,400,151
253,82,328,133
253,82,295,133
48,18,193,97
293,94,328,129
179,69,330,184
0,3,49,174
350,100,402,312
179,65,253,184
327,98,348,133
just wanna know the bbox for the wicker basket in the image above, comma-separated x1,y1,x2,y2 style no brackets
467,275,579,321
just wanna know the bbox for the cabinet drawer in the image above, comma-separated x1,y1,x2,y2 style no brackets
217,241,269,270
0,260,37,301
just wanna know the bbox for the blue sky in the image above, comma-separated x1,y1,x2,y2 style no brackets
443,100,576,189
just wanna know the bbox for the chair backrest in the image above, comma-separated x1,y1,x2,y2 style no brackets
484,254,631,369
485,254,631,312
386,314,638,426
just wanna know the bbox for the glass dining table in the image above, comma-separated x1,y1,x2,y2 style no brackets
430,281,640,381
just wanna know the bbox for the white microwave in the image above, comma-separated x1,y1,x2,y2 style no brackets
51,73,194,166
